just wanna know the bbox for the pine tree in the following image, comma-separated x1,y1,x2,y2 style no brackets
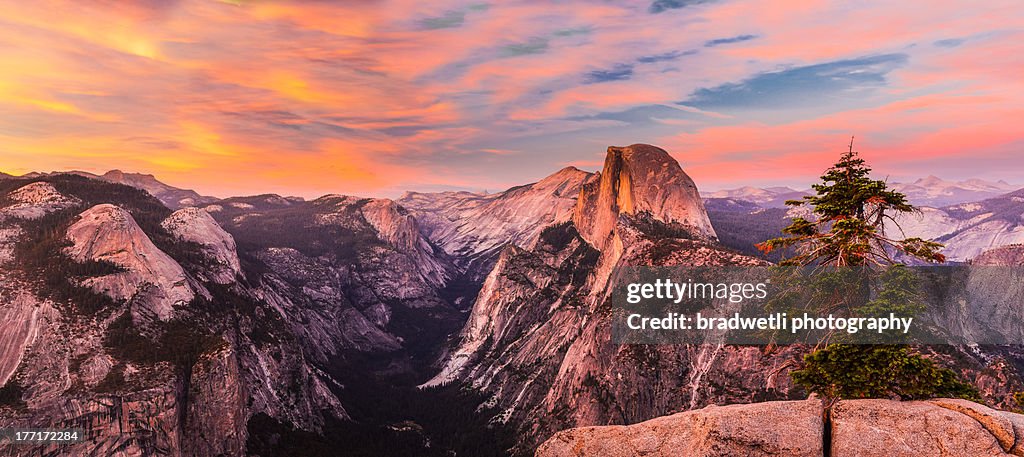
758,137,944,266
761,138,976,402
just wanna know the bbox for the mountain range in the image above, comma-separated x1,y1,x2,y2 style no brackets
708,176,1019,209
2,147,1024,456
17,169,219,209
705,178,1024,263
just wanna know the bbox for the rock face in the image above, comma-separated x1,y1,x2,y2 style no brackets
66,204,195,321
574,144,716,253
538,398,1024,457
0,183,75,387
398,166,595,303
0,291,42,386
358,198,452,287
162,207,242,284
400,166,593,262
426,144,793,452
888,189,1024,262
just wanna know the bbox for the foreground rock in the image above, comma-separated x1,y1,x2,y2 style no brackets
538,398,1024,457
537,399,822,457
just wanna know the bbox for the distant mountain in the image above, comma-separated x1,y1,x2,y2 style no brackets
706,186,808,208
97,170,218,209
398,166,595,306
17,169,217,209
891,175,1019,207
707,177,1020,209
888,188,1024,261
710,185,1024,263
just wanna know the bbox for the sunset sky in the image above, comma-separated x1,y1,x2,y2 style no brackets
0,0,1021,198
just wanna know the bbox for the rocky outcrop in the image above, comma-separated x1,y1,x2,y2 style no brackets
427,145,781,452
973,245,1024,266
0,182,79,220
399,167,595,300
538,398,1024,457
359,198,452,287
66,204,195,321
162,207,242,284
831,398,1024,456
574,144,716,253
537,399,823,457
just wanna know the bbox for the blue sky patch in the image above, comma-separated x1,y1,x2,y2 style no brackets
684,53,908,109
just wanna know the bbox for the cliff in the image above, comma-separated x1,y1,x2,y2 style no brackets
574,144,716,253
425,144,787,452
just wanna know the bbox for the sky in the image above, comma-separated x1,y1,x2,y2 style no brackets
0,0,1022,198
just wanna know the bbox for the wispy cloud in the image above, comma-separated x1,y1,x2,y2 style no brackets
585,64,634,83
636,49,696,63
419,10,466,30
649,0,714,14
704,34,757,47
934,38,966,48
498,37,549,57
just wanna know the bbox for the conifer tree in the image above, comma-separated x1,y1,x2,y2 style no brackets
760,138,977,402
758,137,944,265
